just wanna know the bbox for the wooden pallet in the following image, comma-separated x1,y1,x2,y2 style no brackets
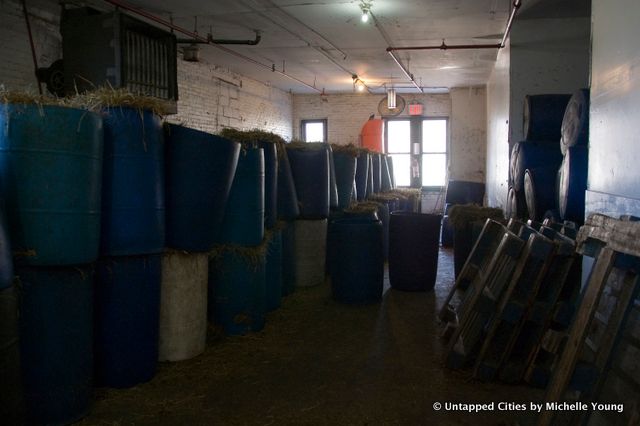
473,231,555,381
501,229,576,383
438,219,506,322
538,214,640,426
444,229,526,369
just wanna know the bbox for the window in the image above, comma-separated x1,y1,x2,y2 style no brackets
386,120,411,187
301,119,327,142
385,117,448,188
422,119,447,187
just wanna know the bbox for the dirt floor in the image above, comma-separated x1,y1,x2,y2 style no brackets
80,248,544,425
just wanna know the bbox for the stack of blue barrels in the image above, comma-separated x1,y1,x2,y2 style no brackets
286,142,332,288
515,89,590,225
440,180,486,247
0,103,103,424
508,94,570,220
209,129,293,335
328,145,384,303
0,201,22,423
161,124,240,359
94,106,165,389
556,89,590,225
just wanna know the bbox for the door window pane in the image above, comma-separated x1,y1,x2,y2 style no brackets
422,154,446,186
422,120,447,153
387,121,410,153
389,154,410,187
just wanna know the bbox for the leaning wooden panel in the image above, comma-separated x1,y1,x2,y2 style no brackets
445,230,525,369
502,230,576,384
538,214,640,426
438,219,506,322
474,232,555,381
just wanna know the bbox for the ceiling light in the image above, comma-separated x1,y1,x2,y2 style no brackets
387,88,397,109
359,1,372,24
353,75,366,92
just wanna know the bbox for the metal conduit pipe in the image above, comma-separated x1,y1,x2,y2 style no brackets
387,50,423,93
387,0,521,52
177,31,262,45
101,0,322,92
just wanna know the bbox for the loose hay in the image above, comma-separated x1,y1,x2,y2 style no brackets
330,143,360,157
219,128,287,156
448,204,504,229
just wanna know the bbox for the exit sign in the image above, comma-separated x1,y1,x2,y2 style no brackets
408,103,423,115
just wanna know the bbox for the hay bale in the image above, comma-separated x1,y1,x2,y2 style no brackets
448,204,504,230
330,143,360,158
219,128,286,155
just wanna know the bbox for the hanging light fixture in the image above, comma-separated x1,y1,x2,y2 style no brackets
353,75,366,92
359,0,372,23
387,87,397,109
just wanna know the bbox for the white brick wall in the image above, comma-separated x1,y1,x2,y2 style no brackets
0,0,293,139
292,93,451,145
293,91,487,188
0,0,62,91
166,60,293,140
450,87,487,183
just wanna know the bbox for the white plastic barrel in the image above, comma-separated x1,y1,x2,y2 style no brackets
159,252,208,362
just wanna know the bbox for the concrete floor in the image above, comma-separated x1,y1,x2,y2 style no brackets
81,248,544,425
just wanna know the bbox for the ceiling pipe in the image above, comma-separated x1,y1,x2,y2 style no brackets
177,31,262,45
387,50,423,93
387,0,521,52
100,0,322,92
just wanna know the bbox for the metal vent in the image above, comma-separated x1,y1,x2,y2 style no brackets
124,30,170,99
61,7,178,113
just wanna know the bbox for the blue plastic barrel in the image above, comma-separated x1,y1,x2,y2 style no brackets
0,284,23,423
95,254,161,388
287,144,330,219
441,216,454,247
445,180,486,205
510,141,563,191
0,206,13,290
558,146,588,224
333,152,357,210
327,145,339,209
560,89,590,155
389,212,442,291
367,155,374,198
18,265,93,424
257,141,278,229
523,94,571,141
209,249,266,335
355,153,369,201
101,107,164,256
524,167,558,222
381,155,392,192
277,148,300,220
266,230,283,311
218,147,265,246
281,222,296,296
328,218,383,304
387,156,396,189
164,124,240,252
372,153,382,193
0,104,103,265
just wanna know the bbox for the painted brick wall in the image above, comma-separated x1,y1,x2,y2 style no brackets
292,93,451,145
450,87,487,184
166,60,292,139
0,0,62,91
293,91,487,191
0,0,293,139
